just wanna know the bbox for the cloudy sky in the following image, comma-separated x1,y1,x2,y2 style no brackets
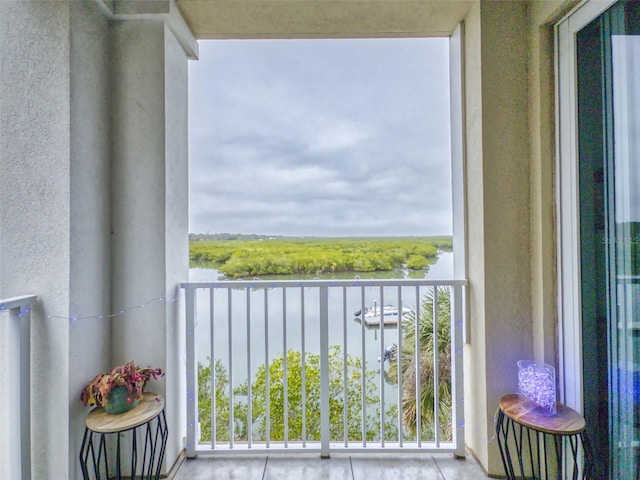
188,38,452,237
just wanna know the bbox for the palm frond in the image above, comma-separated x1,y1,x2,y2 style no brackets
389,286,453,440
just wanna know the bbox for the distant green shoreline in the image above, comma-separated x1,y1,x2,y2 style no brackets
189,235,452,279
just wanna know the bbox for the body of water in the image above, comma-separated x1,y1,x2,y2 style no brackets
189,252,453,394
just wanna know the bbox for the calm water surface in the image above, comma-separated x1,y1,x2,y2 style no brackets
189,252,453,392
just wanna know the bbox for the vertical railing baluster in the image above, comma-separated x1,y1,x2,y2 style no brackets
301,287,307,447
433,286,440,448
228,289,234,448
415,286,421,446
343,286,348,447
320,285,330,458
453,283,465,457
379,285,385,446
185,286,197,458
246,288,252,448
264,289,270,447
181,279,466,455
397,286,403,446
210,288,216,449
360,286,366,447
21,304,31,479
283,288,288,447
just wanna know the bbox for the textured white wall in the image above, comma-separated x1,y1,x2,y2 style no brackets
0,2,73,478
111,19,167,369
463,1,534,474
111,19,189,471
0,0,114,477
0,4,191,476
0,0,574,477
0,1,114,477
68,2,112,479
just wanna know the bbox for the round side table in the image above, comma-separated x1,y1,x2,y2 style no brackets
496,394,593,479
79,392,168,480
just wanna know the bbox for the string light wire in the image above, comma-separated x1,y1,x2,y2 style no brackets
40,293,184,322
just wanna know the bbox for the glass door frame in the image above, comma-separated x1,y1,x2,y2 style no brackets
555,0,617,413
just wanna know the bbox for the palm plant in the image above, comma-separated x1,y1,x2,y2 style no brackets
387,286,452,440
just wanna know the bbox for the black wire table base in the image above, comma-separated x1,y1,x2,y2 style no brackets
80,409,168,480
496,396,593,480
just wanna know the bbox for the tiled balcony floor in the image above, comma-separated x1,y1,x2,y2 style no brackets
171,453,487,480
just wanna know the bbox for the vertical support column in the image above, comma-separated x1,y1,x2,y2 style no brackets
111,13,196,470
319,286,330,458
463,1,532,473
111,21,171,471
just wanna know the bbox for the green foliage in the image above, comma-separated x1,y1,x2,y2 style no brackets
190,237,451,278
388,287,453,441
198,347,400,444
406,255,429,270
198,358,234,442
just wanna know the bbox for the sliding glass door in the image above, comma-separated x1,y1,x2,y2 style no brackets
572,1,640,477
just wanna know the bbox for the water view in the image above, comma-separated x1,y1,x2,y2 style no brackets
189,251,453,388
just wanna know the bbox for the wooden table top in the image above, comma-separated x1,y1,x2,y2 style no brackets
86,392,164,433
499,394,585,435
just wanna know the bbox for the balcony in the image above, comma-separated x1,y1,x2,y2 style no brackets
172,452,486,479
182,279,467,459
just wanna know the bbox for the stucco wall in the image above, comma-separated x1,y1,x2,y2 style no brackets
111,19,189,471
68,2,112,478
0,1,114,477
1,3,189,478
0,0,115,477
0,2,73,477
463,1,533,474
0,0,585,477
111,20,167,369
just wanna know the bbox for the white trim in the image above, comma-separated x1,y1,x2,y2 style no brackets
449,23,468,346
96,0,199,59
558,0,617,28
555,0,617,413
449,23,466,458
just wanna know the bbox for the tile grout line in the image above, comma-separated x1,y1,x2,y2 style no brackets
431,455,447,480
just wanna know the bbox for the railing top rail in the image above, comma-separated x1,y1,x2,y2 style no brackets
181,278,467,290
0,295,37,312
616,275,640,283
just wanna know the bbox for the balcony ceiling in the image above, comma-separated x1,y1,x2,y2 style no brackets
174,0,476,39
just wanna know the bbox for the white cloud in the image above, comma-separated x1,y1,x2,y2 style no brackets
189,38,452,236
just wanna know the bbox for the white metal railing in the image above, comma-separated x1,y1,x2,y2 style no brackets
0,295,36,480
182,279,465,458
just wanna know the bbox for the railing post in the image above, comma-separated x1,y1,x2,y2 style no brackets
0,295,35,480
184,285,197,458
433,286,440,447
18,304,30,480
319,286,330,458
452,283,466,458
